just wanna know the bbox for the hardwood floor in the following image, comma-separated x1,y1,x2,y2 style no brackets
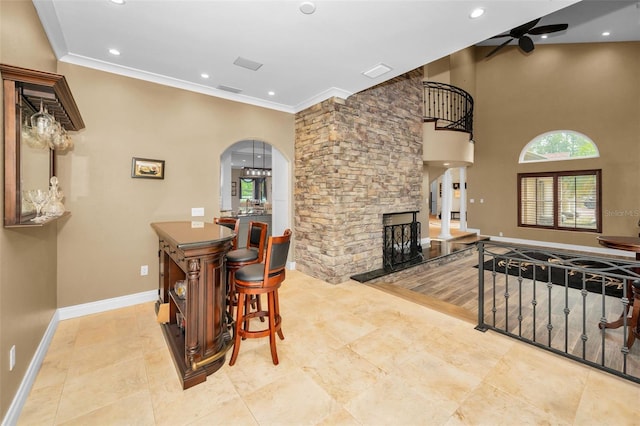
365,244,640,382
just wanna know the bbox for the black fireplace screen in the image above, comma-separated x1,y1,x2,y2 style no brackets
383,212,423,271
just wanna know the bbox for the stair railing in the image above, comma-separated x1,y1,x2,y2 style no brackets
423,81,474,138
476,240,640,385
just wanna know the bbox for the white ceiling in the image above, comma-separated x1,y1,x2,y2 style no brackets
32,0,639,167
33,0,607,114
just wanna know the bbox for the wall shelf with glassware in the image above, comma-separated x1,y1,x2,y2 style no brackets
4,211,71,229
1,64,85,228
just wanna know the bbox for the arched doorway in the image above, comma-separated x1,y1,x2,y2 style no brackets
220,140,290,246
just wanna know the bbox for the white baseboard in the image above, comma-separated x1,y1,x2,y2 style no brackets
57,290,157,320
2,311,59,426
488,235,636,258
2,290,158,426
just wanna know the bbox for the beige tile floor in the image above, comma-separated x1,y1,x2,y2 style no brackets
18,269,640,425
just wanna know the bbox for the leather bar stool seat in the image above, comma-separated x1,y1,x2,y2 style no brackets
229,229,292,366
227,248,259,263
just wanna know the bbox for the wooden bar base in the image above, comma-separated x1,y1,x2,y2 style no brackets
151,221,235,389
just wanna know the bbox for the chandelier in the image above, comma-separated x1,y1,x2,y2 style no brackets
243,141,272,176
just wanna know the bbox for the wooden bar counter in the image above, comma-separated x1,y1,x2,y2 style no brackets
151,221,235,389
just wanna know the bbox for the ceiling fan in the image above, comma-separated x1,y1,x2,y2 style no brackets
485,18,569,58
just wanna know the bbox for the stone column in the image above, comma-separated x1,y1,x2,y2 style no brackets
294,70,424,283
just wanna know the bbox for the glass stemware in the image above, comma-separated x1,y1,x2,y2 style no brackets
26,189,50,222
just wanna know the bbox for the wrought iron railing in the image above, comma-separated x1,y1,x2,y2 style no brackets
476,241,640,384
423,81,473,138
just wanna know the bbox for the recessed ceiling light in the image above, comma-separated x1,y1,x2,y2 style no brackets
299,2,316,15
109,0,125,4
541,35,548,39
602,31,611,37
469,8,484,19
200,73,210,79
268,91,275,96
108,48,121,56
443,162,450,166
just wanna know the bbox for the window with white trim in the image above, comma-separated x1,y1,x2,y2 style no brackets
518,170,601,232
519,131,599,163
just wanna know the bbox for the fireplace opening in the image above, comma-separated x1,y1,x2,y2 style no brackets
383,211,423,271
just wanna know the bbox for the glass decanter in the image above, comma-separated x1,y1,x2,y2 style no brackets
44,176,66,217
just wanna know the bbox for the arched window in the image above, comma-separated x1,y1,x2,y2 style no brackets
519,130,599,163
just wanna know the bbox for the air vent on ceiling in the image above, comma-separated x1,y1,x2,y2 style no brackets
217,85,243,94
233,56,263,71
362,63,392,79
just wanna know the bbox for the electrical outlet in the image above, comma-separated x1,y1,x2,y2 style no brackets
191,207,205,217
9,345,15,371
140,265,149,276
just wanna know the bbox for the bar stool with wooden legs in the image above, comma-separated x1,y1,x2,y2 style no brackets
214,217,240,249
225,221,268,317
229,229,292,366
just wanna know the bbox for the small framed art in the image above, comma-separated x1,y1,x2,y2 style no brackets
131,157,165,179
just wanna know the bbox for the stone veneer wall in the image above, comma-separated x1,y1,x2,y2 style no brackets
294,70,423,284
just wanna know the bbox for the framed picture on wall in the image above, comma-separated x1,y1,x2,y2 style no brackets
231,182,237,196
131,157,165,179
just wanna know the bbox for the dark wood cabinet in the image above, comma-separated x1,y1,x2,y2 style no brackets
1,64,84,227
151,221,235,389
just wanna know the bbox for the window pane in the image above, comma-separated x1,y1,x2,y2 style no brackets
557,174,597,230
518,170,601,232
240,179,254,199
520,176,553,226
520,131,599,163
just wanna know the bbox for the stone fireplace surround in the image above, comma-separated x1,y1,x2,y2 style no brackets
294,69,424,284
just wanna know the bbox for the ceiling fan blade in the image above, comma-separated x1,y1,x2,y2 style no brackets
489,34,511,39
485,38,513,58
519,36,535,53
528,23,569,35
510,18,540,38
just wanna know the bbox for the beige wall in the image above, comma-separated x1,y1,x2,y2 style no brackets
0,0,60,419
470,42,640,247
0,1,294,419
54,63,294,307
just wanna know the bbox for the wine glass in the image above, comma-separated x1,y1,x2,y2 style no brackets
27,189,50,222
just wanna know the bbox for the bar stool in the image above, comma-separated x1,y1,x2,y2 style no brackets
229,229,292,366
226,221,268,317
214,217,240,249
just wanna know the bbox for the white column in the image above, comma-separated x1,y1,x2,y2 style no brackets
438,169,453,240
220,150,232,211
271,147,289,236
459,166,467,232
